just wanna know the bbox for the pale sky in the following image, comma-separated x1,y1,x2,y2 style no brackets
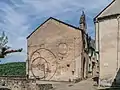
0,0,112,63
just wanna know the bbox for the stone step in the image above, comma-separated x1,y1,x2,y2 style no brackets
104,87,120,90
112,83,120,87
99,87,120,90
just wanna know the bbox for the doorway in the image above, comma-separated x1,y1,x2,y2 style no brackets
82,58,86,79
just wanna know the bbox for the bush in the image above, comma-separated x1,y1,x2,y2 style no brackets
0,62,26,76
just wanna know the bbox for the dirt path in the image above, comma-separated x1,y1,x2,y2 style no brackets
53,78,97,90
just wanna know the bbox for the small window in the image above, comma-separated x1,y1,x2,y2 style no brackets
67,64,70,67
72,71,74,75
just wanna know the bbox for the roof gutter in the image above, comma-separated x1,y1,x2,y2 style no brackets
94,13,120,23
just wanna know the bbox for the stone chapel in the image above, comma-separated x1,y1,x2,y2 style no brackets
26,12,97,83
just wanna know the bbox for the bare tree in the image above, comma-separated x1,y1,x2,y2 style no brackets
0,32,22,58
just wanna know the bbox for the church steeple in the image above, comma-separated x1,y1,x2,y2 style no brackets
79,11,87,32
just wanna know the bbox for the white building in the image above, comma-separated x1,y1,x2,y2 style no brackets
94,0,120,86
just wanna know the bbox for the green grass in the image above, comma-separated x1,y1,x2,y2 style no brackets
0,62,26,76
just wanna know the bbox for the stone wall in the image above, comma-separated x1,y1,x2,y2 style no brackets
27,19,84,82
0,76,53,90
95,17,120,86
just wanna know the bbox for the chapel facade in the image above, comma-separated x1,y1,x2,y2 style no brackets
26,12,97,83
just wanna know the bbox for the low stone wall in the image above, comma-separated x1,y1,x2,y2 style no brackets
0,76,53,90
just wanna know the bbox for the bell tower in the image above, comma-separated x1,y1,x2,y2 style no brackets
79,11,87,32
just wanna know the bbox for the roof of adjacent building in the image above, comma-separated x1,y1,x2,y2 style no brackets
27,17,84,39
95,0,120,20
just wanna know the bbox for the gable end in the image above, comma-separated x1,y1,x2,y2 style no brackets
94,0,115,22
27,17,84,39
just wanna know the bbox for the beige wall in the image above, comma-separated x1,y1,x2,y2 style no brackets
96,17,120,85
27,19,83,82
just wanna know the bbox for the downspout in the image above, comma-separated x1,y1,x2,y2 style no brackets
27,45,29,79
97,20,100,85
74,37,76,77
94,18,100,85
117,15,120,70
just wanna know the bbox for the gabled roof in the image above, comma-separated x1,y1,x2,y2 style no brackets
27,17,83,39
94,0,120,20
